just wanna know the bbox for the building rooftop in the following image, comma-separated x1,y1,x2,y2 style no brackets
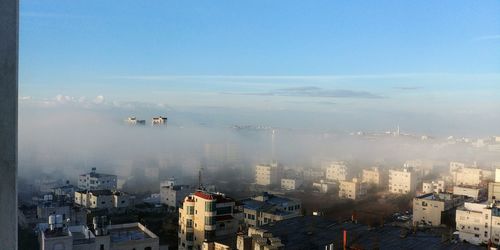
258,216,484,250
80,172,116,178
43,228,70,238
240,193,298,215
108,223,157,243
194,190,234,203
416,192,461,201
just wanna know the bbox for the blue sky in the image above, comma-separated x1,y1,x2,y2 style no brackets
18,1,500,134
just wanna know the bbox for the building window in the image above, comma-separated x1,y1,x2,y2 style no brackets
186,232,194,241
216,206,232,215
205,201,216,212
205,216,215,225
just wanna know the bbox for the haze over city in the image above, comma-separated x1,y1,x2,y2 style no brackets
4,0,500,250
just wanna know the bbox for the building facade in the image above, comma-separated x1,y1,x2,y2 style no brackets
178,190,240,250
422,180,446,194
362,167,384,186
280,178,303,191
160,179,192,208
456,202,500,245
388,168,418,195
74,190,130,209
339,178,367,200
152,116,168,126
39,216,159,250
325,161,350,182
453,186,485,202
255,162,283,186
312,180,336,193
78,168,117,191
125,117,146,125
240,192,301,227
412,193,466,226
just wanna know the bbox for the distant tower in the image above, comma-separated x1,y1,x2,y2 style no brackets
198,167,204,190
271,129,276,161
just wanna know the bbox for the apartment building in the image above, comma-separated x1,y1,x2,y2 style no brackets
488,169,500,202
152,116,168,126
404,159,434,178
280,178,303,191
388,168,418,195
160,179,192,208
125,116,145,125
325,161,350,182
255,162,283,186
312,180,336,193
74,190,130,209
412,193,467,226
362,167,384,186
300,167,324,181
39,215,159,250
339,178,367,200
240,192,301,227
455,202,500,245
178,190,240,250
453,167,488,187
78,168,117,191
422,180,446,194
453,186,486,202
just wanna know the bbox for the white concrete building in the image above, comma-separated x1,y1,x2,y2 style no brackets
74,190,130,209
412,192,466,226
339,178,367,200
300,168,324,181
453,186,485,202
240,192,301,227
78,168,117,191
452,167,489,187
152,116,168,126
178,190,240,250
388,168,418,195
160,179,192,208
422,180,446,194
125,117,145,125
312,180,336,193
488,168,500,202
255,162,283,186
449,161,467,173
39,215,159,250
280,178,303,191
456,202,500,245
362,167,384,186
325,161,350,182
404,159,434,178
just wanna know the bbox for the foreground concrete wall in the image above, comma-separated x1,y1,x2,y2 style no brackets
0,0,19,249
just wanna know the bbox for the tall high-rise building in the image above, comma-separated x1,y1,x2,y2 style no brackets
178,190,240,250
